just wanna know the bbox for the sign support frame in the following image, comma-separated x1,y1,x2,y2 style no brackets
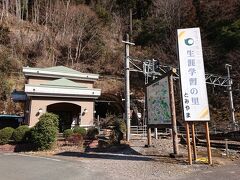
205,122,212,165
191,123,197,161
185,121,212,165
185,122,192,165
169,69,179,155
146,69,179,156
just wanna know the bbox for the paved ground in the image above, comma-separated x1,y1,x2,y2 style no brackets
1,152,240,180
0,153,111,180
176,161,240,180
1,135,239,180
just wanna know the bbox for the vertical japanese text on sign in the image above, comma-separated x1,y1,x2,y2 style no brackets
177,28,210,121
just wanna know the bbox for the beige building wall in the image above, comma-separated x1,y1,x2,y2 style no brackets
27,77,94,88
28,97,94,127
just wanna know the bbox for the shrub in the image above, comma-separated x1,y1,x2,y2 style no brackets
12,125,30,143
73,127,86,136
100,115,115,128
66,133,84,146
30,114,58,150
115,119,127,135
0,127,14,145
63,129,73,139
110,119,126,144
86,127,99,140
38,112,59,129
109,130,119,145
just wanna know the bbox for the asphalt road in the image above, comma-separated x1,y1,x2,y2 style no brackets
1,152,240,180
0,153,110,180
177,161,240,180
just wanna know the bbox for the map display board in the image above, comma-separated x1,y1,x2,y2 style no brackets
146,77,171,125
177,27,210,121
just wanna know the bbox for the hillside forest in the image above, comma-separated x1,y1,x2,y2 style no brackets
0,0,240,128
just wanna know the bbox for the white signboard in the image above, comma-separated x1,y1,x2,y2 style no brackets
177,27,210,121
147,77,171,125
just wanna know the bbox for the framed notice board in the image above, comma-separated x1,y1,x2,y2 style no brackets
146,76,171,125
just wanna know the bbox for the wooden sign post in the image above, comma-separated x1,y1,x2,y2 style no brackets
147,127,152,146
169,69,179,155
205,122,212,164
191,123,197,161
185,122,212,165
185,122,192,165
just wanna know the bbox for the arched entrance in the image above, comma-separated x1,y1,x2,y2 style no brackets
47,103,81,132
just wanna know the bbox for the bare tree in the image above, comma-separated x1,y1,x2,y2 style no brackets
32,0,40,23
1,0,10,22
48,3,102,66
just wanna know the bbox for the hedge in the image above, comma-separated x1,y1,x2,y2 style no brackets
30,113,59,150
73,127,86,136
38,113,59,129
0,127,14,145
63,129,73,139
12,125,30,143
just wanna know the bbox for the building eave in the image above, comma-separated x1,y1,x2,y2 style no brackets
23,67,99,81
25,84,101,99
25,93,100,99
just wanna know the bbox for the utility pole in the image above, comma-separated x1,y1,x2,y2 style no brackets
129,9,133,41
152,59,158,139
143,62,149,137
225,64,237,131
122,34,135,142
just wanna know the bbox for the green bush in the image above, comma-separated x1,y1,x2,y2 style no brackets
39,112,59,129
73,127,86,136
30,113,58,150
86,127,99,140
0,127,14,145
12,125,30,143
63,129,73,139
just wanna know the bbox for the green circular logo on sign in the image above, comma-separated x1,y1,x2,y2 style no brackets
185,38,194,46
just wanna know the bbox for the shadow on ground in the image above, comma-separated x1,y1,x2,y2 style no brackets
85,143,142,154
55,151,153,161
55,144,153,161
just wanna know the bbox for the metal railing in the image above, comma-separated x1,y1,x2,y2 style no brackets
130,125,147,136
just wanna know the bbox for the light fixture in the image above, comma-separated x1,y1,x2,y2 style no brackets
81,108,88,116
38,108,43,113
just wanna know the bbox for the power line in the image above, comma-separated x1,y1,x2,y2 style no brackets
128,57,231,87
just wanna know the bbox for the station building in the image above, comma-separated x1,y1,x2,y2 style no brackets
21,66,101,131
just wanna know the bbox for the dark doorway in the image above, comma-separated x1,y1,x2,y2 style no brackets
47,103,81,132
